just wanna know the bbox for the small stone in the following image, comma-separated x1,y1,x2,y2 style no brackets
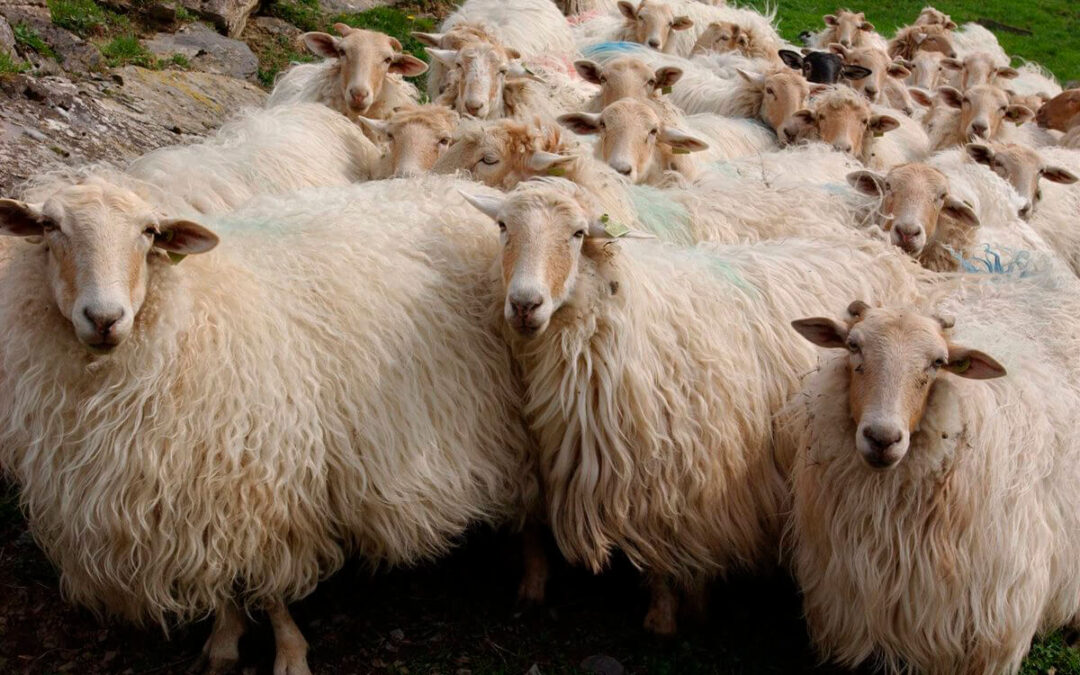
580,655,625,675
389,629,405,642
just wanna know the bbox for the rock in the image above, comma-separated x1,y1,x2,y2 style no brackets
317,0,391,14
143,22,258,80
244,15,300,42
0,15,15,57
0,6,102,73
579,655,625,675
179,0,258,38
0,68,264,193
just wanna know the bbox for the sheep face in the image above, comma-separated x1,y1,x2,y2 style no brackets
791,90,899,157
967,143,1078,219
0,183,218,350
618,0,692,52
791,304,1005,469
848,164,978,256
956,52,1018,91
901,50,957,90
937,84,1033,142
574,57,682,107
739,69,816,136
823,10,874,49
691,21,748,56
914,6,957,30
558,99,708,183
461,188,592,337
303,24,428,116
436,120,543,188
429,42,520,119
888,25,956,62
1036,89,1080,131
360,105,458,177
830,44,909,104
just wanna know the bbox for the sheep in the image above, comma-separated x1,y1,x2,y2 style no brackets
614,0,694,53
460,177,927,634
846,163,980,271
0,173,536,674
898,49,959,90
949,22,1009,63
784,85,926,170
785,284,1080,674
574,56,684,111
267,24,427,122
412,22,500,98
690,19,781,62
909,84,1040,151
778,48,872,86
914,5,956,30
1036,88,1080,132
887,23,956,61
827,43,916,114
806,9,887,52
121,104,381,215
358,104,460,177
1009,91,1051,118
945,51,1018,91
439,0,575,59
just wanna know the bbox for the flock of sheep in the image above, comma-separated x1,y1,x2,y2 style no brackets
1,0,1079,672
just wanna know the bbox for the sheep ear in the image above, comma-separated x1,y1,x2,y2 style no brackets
357,116,390,137
0,198,46,237
995,66,1019,79
655,66,682,89
859,21,874,31
870,115,900,134
391,53,429,77
671,16,693,31
506,47,522,60
941,57,963,70
823,14,838,26
778,49,804,69
827,42,848,57
387,36,403,52
887,62,911,78
574,59,603,85
154,219,219,255
842,65,873,81
738,67,765,85
659,127,709,152
908,87,934,107
332,22,354,36
847,300,869,318
846,170,885,196
793,108,815,124
459,191,504,221
937,86,964,109
302,32,340,58
1005,105,1034,125
557,112,602,135
527,151,574,173
945,346,1006,379
425,48,458,67
942,197,980,228
809,83,829,96
411,31,444,47
944,19,957,30
791,317,849,348
508,61,543,81
1042,166,1079,185
965,143,995,166
617,0,637,20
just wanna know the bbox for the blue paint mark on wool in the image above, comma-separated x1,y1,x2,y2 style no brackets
627,184,693,244
952,244,1032,277
582,42,648,61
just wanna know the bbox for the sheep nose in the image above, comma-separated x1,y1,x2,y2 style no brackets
348,90,370,110
465,101,484,116
611,161,633,176
840,38,851,47
510,294,543,319
970,121,988,137
865,87,878,99
647,39,661,49
833,141,853,154
1019,202,1032,219
84,306,124,336
862,424,902,455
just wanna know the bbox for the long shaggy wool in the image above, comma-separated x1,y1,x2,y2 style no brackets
0,174,534,628
442,0,575,57
267,59,420,121
501,182,930,583
782,274,1080,673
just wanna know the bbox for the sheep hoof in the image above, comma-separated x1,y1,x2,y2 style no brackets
517,575,547,607
202,654,239,675
273,652,312,675
642,605,677,636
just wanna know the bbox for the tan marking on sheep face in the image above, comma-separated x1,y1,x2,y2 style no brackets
1036,89,1080,132
0,182,218,350
304,25,428,116
618,0,692,52
915,6,956,30
366,105,458,177
888,24,956,61
792,306,1005,468
941,84,1033,142
956,52,1017,91
441,42,518,119
904,50,953,90
437,119,545,188
823,10,874,49
581,57,678,107
967,142,1079,219
795,89,897,158
691,21,748,56
759,71,812,135
831,44,907,104
473,190,590,337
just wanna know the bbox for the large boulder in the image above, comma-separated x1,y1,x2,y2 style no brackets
178,0,258,38
0,68,265,194
0,15,15,57
0,5,102,73
143,22,258,80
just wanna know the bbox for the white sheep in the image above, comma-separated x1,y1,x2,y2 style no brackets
440,0,575,58
785,278,1080,674
461,177,928,634
0,173,535,675
267,24,427,122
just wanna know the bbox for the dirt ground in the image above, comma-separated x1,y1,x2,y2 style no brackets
0,481,864,675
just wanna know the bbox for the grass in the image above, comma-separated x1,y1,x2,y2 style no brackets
12,22,58,60
100,34,156,67
47,0,120,37
0,52,30,74
742,0,1079,83
331,7,437,64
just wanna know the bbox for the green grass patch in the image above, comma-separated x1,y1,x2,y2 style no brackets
266,0,323,32
254,32,318,88
164,52,189,68
331,7,436,64
12,22,58,60
100,34,156,67
0,51,30,74
1024,632,1080,675
742,0,1079,83
173,4,196,22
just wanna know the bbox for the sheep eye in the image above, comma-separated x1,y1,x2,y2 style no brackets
847,339,860,353
649,127,658,135
573,229,586,239
142,226,157,237
598,121,606,130
438,137,450,146
932,357,946,369
1036,187,1043,201
384,57,393,64
497,220,507,232
599,75,607,84
765,87,774,95
646,79,656,87
481,155,500,165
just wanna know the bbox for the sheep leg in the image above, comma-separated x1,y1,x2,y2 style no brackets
198,602,246,675
642,575,678,636
267,599,311,675
517,523,549,605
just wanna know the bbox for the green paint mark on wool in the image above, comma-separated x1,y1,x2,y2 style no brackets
627,185,693,245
